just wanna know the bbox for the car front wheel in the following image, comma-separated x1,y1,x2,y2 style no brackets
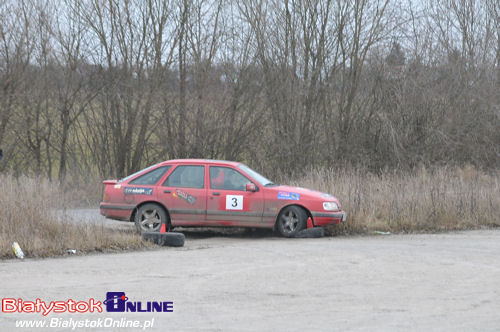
277,206,306,237
135,203,167,233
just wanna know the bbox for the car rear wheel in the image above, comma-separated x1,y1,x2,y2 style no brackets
277,206,306,237
135,203,167,233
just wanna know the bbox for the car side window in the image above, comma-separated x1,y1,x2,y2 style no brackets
129,166,171,185
163,165,205,189
210,166,250,191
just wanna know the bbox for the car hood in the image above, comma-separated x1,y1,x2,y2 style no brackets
267,185,340,203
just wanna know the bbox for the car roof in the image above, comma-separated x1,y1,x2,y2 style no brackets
160,159,241,167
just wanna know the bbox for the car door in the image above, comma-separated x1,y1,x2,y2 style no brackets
157,164,207,226
206,165,264,226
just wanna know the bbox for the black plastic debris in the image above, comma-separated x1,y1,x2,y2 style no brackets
142,232,185,247
294,227,325,238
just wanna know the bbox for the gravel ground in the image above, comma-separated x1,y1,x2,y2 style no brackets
1,215,500,332
57,208,132,230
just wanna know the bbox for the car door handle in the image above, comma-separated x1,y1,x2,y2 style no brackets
163,190,171,193
212,192,220,196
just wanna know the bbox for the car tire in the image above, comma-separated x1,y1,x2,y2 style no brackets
142,232,185,247
276,206,307,238
135,203,168,233
294,227,325,238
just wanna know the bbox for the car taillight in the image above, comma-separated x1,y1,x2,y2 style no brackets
103,193,110,202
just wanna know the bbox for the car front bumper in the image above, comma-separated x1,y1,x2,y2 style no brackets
311,210,347,226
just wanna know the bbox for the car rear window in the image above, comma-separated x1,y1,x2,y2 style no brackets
163,165,205,189
129,166,171,185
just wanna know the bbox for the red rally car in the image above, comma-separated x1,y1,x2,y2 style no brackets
100,159,346,237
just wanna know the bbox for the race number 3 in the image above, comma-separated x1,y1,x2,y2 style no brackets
226,195,243,210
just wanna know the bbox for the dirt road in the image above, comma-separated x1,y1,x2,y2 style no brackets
57,208,133,230
1,227,500,331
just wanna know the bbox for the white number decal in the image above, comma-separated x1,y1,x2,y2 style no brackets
226,195,243,210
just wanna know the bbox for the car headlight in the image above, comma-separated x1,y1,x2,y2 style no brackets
323,202,339,211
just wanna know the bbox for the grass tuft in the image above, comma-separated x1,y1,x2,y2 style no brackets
287,166,500,235
0,175,151,259
1,166,499,258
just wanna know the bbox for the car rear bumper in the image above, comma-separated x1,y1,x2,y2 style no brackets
100,203,135,220
311,210,346,226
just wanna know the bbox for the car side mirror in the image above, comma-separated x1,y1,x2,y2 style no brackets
246,183,257,192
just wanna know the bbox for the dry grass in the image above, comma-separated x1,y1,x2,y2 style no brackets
1,166,498,258
60,178,104,207
287,166,500,235
0,175,151,259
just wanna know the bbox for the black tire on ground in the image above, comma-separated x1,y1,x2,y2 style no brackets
294,227,325,238
142,232,185,247
276,205,307,237
134,203,168,233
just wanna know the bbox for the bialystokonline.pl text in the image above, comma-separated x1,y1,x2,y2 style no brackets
15,317,155,330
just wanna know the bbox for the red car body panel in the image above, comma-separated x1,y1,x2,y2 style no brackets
100,159,346,229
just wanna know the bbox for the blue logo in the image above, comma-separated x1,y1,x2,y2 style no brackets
103,292,128,312
277,191,300,200
124,187,153,195
103,292,173,313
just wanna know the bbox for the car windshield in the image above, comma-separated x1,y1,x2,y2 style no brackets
119,163,160,183
238,164,276,186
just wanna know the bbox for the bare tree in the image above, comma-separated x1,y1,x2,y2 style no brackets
49,0,100,182
77,0,179,178
0,1,34,167
16,0,55,177
0,0,498,179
